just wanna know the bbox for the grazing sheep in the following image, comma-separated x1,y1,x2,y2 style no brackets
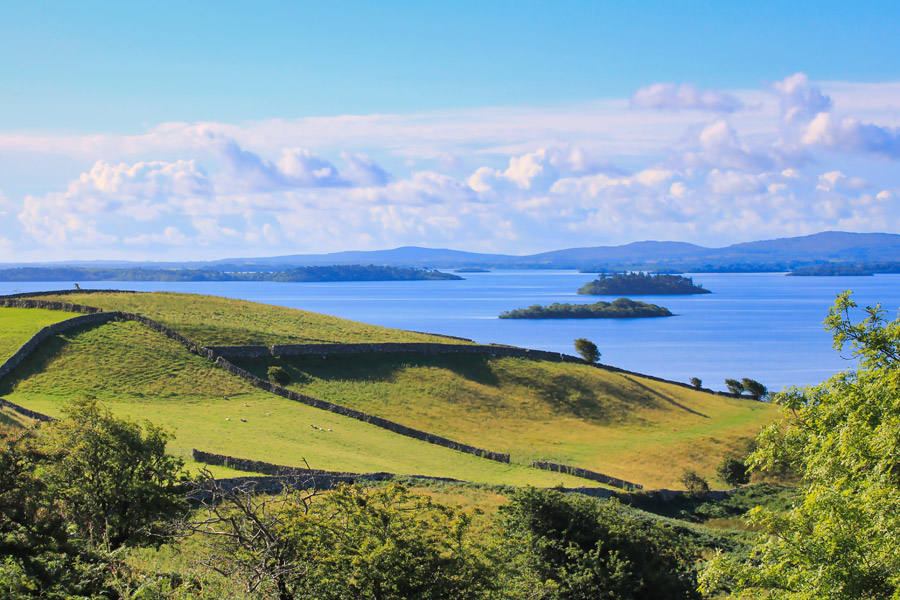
226,418,231,421
241,418,247,423
243,403,249,407
327,428,333,432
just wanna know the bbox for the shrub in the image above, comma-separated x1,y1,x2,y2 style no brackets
267,365,291,386
690,376,702,389
680,469,710,496
716,457,751,486
741,377,768,400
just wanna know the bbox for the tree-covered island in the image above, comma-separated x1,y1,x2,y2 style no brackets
578,271,710,295
500,297,673,319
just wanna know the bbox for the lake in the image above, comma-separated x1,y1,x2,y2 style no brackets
3,271,898,392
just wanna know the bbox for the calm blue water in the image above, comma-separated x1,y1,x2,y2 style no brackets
3,271,898,392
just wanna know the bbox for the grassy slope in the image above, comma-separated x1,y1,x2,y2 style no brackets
234,353,778,489
26,292,471,347
0,307,76,363
0,319,585,487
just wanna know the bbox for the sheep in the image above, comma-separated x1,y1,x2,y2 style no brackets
241,418,247,423
225,418,231,421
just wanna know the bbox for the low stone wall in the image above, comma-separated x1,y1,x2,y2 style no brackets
0,397,55,422
0,289,138,300
0,311,119,383
532,461,643,490
212,356,511,463
192,449,363,478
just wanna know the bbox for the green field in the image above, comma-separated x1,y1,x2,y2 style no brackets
233,352,778,489
0,306,76,363
25,291,471,347
0,319,587,487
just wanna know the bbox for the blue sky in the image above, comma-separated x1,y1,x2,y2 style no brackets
2,1,900,260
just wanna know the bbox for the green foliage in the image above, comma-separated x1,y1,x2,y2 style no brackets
679,470,710,496
192,480,499,600
724,378,744,395
499,298,673,319
41,396,187,549
716,457,750,487
267,365,291,386
700,291,900,598
740,378,768,400
499,487,702,599
690,376,702,389
577,272,710,295
573,338,600,364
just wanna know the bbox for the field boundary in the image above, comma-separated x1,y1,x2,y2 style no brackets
532,460,643,490
0,296,512,465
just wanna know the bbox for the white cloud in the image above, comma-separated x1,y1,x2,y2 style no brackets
630,82,744,113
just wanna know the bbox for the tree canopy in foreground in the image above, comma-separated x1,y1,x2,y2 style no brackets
701,291,900,599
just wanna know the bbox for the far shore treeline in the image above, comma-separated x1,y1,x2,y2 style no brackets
0,265,462,283
500,298,673,319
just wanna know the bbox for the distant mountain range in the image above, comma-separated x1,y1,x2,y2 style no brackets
5,231,900,272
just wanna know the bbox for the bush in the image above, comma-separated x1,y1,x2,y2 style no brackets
574,338,600,363
500,487,702,599
267,365,291,386
690,376,702,389
716,457,751,486
680,469,710,496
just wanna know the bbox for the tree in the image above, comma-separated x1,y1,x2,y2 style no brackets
700,292,900,598
740,377,768,400
724,378,744,395
690,377,702,389
41,396,187,549
500,487,701,599
574,338,600,363
716,457,750,487
0,426,120,599
268,365,291,386
679,469,710,496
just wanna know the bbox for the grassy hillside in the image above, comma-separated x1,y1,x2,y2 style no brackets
0,318,586,487
233,353,778,489
0,307,76,362
24,291,471,347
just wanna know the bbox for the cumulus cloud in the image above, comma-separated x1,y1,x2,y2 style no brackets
630,82,744,112
769,72,900,159
468,146,613,193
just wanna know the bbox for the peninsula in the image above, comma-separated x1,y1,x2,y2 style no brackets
499,298,673,319
0,265,462,283
578,272,710,295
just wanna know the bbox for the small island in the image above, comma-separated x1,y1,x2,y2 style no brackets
454,267,491,273
499,297,673,319
577,272,710,295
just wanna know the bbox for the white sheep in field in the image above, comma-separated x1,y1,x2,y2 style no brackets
241,418,247,423
226,418,231,421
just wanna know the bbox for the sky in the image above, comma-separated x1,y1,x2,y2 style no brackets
2,1,900,261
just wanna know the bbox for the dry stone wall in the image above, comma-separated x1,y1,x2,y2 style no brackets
0,397,55,422
531,460,643,490
212,355,512,463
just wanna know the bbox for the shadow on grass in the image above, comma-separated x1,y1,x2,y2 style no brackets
620,375,709,418
233,353,668,423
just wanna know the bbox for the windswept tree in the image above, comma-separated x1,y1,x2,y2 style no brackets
701,292,900,598
724,378,744,396
574,338,601,363
741,378,768,400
